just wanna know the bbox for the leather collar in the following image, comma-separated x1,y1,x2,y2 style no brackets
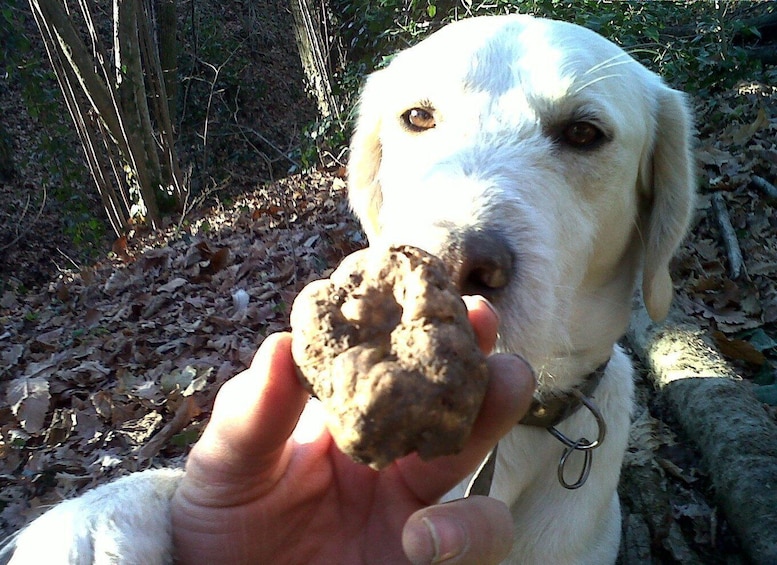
518,361,609,429
467,360,610,496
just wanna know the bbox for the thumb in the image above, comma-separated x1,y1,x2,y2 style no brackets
402,496,514,565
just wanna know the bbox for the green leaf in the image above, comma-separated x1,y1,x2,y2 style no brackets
171,427,202,447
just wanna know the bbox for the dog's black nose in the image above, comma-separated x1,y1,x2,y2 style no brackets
456,229,514,297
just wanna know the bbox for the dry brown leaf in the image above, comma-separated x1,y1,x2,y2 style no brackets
205,247,230,274
712,331,766,366
731,107,770,145
7,376,51,433
157,277,187,293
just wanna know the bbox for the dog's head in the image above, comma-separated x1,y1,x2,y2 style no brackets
347,15,694,380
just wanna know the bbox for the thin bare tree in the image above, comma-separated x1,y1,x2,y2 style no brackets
290,0,341,120
29,0,185,233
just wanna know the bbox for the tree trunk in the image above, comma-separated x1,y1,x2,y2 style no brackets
138,0,185,210
156,0,178,124
290,0,339,119
115,0,163,226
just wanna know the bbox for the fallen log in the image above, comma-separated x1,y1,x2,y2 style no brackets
628,301,777,565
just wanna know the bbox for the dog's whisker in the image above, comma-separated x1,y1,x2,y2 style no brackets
581,53,635,76
572,72,626,95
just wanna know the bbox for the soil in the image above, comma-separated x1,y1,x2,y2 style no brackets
1,4,776,564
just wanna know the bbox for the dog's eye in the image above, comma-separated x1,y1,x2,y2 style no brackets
562,121,604,148
402,108,436,132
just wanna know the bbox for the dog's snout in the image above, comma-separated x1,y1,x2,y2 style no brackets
456,230,514,297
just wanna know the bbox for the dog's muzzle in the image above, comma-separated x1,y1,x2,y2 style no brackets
446,229,608,492
445,229,514,299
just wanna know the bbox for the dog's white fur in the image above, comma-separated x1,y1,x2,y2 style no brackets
3,15,694,564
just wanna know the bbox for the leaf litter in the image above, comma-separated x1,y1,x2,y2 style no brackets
0,172,364,534
619,74,777,564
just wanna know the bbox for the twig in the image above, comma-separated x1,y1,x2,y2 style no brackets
0,186,48,252
55,248,82,272
710,192,745,280
196,44,244,170
235,125,302,170
751,175,777,204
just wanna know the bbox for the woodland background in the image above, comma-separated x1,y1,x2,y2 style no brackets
1,1,776,563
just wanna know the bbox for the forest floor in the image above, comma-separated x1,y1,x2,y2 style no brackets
1,4,776,563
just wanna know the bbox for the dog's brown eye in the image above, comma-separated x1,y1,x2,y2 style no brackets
402,108,436,131
562,122,603,148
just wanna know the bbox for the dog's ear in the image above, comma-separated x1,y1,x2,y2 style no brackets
347,71,386,242
640,86,696,321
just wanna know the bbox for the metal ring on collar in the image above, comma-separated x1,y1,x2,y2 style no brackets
557,438,593,489
547,389,607,489
547,389,607,450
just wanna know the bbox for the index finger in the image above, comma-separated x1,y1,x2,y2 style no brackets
184,333,309,489
463,295,500,354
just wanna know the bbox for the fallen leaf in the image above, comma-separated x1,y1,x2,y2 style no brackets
157,277,187,293
731,107,769,145
1,290,18,309
84,308,102,327
712,330,766,366
2,344,24,366
7,377,51,434
34,327,64,351
204,247,230,274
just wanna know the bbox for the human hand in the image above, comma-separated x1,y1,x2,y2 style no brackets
170,296,535,564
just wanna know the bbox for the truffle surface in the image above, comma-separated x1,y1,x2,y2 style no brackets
290,245,489,469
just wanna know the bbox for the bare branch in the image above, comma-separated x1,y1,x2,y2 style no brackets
751,175,777,204
710,192,745,280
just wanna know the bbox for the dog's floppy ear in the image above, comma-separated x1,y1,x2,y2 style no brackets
347,71,386,242
640,86,696,321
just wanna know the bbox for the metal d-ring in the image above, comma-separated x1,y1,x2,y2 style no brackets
557,438,594,489
547,389,607,490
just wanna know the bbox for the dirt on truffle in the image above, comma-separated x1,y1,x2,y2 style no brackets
290,245,489,469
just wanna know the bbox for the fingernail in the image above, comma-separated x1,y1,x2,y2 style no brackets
479,297,500,323
422,516,468,563
462,295,500,324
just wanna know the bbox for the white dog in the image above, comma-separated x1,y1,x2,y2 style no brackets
3,14,694,564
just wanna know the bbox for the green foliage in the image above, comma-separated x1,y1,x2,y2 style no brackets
23,310,39,322
335,0,766,92
171,427,202,447
304,0,770,166
1,3,31,60
300,109,354,170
